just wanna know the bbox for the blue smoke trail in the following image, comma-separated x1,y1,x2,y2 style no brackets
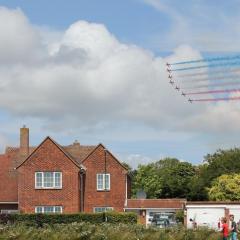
172,61,240,72
171,55,240,65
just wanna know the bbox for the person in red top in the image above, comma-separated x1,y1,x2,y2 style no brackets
220,217,229,240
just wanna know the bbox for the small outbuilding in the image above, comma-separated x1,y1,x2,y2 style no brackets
125,199,186,226
186,201,240,229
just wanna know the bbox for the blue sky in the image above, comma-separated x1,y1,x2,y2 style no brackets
0,0,239,168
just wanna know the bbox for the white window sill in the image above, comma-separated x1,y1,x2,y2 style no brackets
35,187,62,190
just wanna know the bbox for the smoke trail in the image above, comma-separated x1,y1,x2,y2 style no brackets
178,75,240,83
177,68,240,78
192,96,240,102
182,81,240,90
172,61,240,72
186,88,240,95
171,55,240,65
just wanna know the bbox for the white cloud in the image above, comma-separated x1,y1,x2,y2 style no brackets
124,154,155,169
0,133,11,152
0,6,240,146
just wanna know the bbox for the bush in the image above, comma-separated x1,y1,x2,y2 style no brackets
0,222,221,240
0,212,137,226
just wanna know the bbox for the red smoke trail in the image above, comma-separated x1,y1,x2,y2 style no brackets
193,96,240,102
186,88,240,95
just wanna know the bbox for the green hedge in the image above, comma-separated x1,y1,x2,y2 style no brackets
0,212,137,226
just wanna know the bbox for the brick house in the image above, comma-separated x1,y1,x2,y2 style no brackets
0,127,131,214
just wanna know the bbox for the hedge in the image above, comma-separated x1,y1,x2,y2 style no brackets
0,212,137,226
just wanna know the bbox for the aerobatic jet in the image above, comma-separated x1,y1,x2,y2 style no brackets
175,86,180,91
167,68,172,73
181,92,186,97
166,63,170,67
169,80,174,85
188,98,193,103
168,74,173,79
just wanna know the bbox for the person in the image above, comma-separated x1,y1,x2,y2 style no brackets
220,217,229,240
230,215,238,240
189,218,197,229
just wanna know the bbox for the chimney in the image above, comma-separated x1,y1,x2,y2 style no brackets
20,125,29,157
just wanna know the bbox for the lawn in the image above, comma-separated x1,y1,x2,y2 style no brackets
0,222,222,240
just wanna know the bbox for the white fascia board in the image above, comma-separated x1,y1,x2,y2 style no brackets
186,205,240,209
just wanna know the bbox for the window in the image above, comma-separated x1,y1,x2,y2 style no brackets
35,206,63,213
35,172,62,189
97,174,110,191
94,207,113,213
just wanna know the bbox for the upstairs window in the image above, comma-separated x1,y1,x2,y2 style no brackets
35,206,62,213
97,173,110,191
35,172,62,189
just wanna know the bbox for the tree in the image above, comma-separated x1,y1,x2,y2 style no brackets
187,148,240,200
133,163,162,198
187,165,208,200
133,158,196,199
203,148,240,184
208,174,240,201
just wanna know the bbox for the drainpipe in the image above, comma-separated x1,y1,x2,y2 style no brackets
104,148,107,222
79,169,85,212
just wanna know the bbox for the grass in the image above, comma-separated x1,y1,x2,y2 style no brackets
0,222,223,240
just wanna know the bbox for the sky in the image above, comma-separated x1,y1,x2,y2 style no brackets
0,0,239,168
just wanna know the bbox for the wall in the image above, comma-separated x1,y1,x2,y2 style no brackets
18,138,81,213
186,204,240,229
82,145,128,212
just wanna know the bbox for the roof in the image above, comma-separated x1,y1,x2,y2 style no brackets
63,144,97,164
5,138,97,169
0,154,18,202
5,139,128,172
125,199,186,209
16,137,90,169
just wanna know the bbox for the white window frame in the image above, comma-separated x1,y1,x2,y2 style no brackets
97,173,110,191
35,206,63,213
93,207,113,213
35,172,62,189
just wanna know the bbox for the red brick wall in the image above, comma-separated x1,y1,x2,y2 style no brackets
18,138,80,213
0,155,18,202
82,145,128,212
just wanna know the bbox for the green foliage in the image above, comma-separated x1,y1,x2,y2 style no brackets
133,158,196,199
175,210,184,224
131,148,240,201
208,173,240,201
0,222,222,240
203,148,240,183
0,212,137,226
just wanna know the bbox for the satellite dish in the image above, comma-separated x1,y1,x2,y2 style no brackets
136,189,147,199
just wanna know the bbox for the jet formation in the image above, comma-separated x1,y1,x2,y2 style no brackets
166,63,193,103
166,55,240,103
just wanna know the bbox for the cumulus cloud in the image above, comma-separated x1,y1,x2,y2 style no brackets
124,154,155,169
0,6,240,141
